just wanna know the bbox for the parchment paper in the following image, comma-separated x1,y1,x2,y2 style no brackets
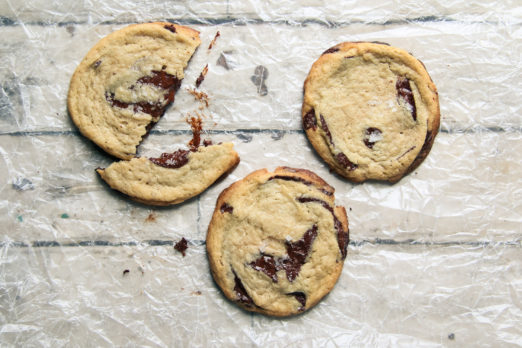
0,1,521,347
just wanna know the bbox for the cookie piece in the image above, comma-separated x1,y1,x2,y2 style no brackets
303,42,440,183
68,22,201,159
96,143,239,206
207,167,349,316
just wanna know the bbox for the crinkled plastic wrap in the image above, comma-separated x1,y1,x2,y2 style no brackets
1,1,521,347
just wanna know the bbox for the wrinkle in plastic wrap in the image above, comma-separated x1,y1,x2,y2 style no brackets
1,1,521,347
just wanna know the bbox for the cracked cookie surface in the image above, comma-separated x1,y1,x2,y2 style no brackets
207,167,349,316
96,143,239,206
68,22,201,159
302,42,440,183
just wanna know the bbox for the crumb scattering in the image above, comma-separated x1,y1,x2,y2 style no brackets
188,88,209,107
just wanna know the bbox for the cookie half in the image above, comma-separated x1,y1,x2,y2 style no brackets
68,22,201,160
207,167,349,316
96,143,239,206
303,42,440,183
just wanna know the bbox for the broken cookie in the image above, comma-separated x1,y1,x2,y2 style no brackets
96,143,239,206
68,22,201,159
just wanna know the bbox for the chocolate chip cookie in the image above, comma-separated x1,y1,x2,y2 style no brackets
68,22,201,159
302,42,440,183
207,167,349,316
96,143,239,206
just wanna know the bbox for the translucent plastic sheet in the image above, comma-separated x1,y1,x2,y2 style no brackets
1,1,521,347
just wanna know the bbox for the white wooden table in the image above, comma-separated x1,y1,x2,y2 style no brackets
0,1,521,346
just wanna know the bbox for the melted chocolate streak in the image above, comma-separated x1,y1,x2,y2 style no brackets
268,175,333,196
322,47,340,55
105,71,181,118
319,114,333,144
233,270,255,306
318,114,358,171
248,225,318,284
297,197,348,259
149,149,189,169
287,292,307,311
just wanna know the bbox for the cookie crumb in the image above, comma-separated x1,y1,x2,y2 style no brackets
195,64,208,88
192,290,202,295
188,88,209,107
187,115,203,152
145,212,156,222
174,238,188,256
123,269,130,276
208,31,220,50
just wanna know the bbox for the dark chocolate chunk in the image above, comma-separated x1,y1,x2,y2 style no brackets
335,152,358,171
322,47,340,55
233,270,254,306
280,225,318,282
297,197,348,259
287,292,306,311
249,254,278,282
363,127,382,149
174,237,188,256
164,24,176,33
105,71,181,118
248,225,318,283
203,139,213,147
421,130,434,154
220,203,233,214
268,175,312,186
123,269,130,276
319,114,334,145
149,149,190,169
138,70,180,90
303,109,317,131
336,220,349,260
396,77,417,121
